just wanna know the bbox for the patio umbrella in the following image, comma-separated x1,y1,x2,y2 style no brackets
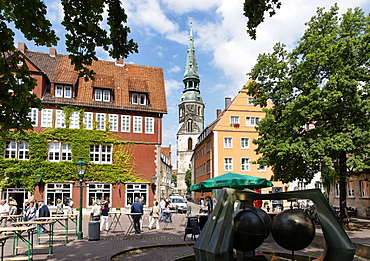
189,172,273,192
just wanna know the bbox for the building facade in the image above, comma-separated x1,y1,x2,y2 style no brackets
1,43,167,212
192,80,283,199
176,24,204,195
159,146,173,198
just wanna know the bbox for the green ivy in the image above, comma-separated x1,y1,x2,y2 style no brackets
0,127,149,193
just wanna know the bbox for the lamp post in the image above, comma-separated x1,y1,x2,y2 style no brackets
75,157,87,240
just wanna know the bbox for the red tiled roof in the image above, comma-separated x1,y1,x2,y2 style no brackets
23,48,167,114
161,147,171,158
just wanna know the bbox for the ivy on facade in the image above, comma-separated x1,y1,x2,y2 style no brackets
0,126,148,193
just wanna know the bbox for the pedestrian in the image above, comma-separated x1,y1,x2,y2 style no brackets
68,198,74,214
0,200,9,227
100,202,109,231
38,200,50,233
159,198,166,222
90,200,101,221
26,201,37,221
148,201,160,230
200,197,205,208
163,200,172,223
56,199,64,214
205,195,213,214
130,197,143,234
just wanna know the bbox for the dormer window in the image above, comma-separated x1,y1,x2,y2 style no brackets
131,91,148,105
94,88,111,102
55,85,72,98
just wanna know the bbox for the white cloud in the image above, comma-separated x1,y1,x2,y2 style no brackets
162,0,221,14
168,65,181,73
165,79,183,97
46,1,63,24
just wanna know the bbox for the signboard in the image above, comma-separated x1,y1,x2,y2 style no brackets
189,217,201,236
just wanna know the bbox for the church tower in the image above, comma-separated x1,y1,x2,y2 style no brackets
176,23,205,194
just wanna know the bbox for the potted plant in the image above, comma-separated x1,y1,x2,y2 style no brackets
115,206,121,212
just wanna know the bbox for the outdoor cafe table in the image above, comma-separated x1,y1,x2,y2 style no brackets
108,212,124,232
0,236,9,261
7,214,23,223
0,225,36,261
12,220,56,255
124,213,142,239
36,216,70,244
52,213,78,236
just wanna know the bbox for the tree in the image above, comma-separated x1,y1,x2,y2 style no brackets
185,169,192,191
171,174,177,187
0,0,138,133
243,0,282,39
247,5,370,223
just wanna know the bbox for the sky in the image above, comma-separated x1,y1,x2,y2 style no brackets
10,0,370,167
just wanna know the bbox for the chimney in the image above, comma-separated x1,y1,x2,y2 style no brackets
18,42,27,53
115,58,125,66
49,47,57,57
225,96,232,109
216,109,221,118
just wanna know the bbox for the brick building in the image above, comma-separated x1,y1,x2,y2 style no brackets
1,43,167,212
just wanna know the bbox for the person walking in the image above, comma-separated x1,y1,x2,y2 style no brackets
158,198,166,222
163,200,172,223
68,198,75,214
100,202,109,231
148,201,160,230
130,197,143,234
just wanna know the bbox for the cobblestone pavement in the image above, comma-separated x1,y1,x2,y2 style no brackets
2,201,369,260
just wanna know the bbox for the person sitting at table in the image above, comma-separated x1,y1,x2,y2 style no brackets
130,197,143,234
163,200,172,223
100,202,109,231
148,201,160,230
26,202,37,221
90,200,101,221
0,200,9,227
56,199,64,214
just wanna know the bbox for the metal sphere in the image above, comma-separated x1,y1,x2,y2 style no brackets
251,207,272,239
233,209,266,251
271,209,315,251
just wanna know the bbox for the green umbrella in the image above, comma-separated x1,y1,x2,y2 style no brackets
189,172,273,192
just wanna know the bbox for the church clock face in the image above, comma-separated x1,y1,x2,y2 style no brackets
186,105,194,113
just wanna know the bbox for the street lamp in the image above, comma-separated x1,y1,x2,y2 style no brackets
75,157,87,240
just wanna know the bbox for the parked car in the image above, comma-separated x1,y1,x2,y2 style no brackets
170,196,188,214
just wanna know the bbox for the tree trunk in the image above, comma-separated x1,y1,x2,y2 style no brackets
339,151,348,225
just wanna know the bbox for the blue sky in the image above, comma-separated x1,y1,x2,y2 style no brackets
10,0,370,167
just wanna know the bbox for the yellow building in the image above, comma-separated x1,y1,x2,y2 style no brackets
192,79,283,199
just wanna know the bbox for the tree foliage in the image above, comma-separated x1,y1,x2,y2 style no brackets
185,169,192,190
247,5,370,222
243,0,282,39
0,0,137,133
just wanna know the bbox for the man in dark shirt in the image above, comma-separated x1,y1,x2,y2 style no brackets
38,200,50,217
131,197,143,234
205,196,213,214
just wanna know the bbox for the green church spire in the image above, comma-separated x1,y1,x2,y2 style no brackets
184,22,199,81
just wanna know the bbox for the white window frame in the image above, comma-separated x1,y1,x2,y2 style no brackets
45,183,72,207
145,117,154,134
48,142,72,162
246,117,260,127
55,86,63,97
132,93,138,104
347,182,355,198
258,164,267,172
90,144,112,164
28,108,38,127
108,114,118,132
55,85,72,98
4,141,30,160
360,180,369,198
224,137,232,148
83,112,93,130
133,116,142,133
241,138,250,149
125,183,148,207
41,109,53,127
96,113,106,130
95,89,102,101
55,110,66,128
248,97,255,105
241,158,250,171
224,158,233,171
103,90,111,102
139,94,146,105
69,111,80,129
87,183,112,207
230,116,239,125
121,115,130,133
335,183,340,197
64,86,72,98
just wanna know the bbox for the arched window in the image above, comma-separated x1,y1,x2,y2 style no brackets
188,137,193,150
187,120,193,132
